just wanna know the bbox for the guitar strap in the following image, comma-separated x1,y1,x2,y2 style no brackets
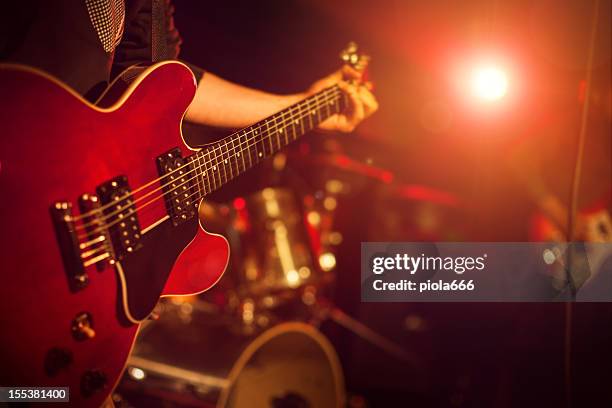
86,0,166,62
151,0,168,62
94,0,170,106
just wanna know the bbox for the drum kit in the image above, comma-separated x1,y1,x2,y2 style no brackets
115,138,461,408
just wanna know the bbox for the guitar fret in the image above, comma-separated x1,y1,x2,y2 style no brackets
290,110,300,140
261,123,271,157
194,157,203,200
227,139,235,175
231,137,242,175
185,86,346,197
302,100,311,132
320,90,330,123
273,114,282,150
253,128,264,161
297,101,306,133
324,89,331,118
201,151,211,195
189,155,199,198
266,119,275,154
310,94,322,129
212,147,222,187
219,144,228,183
242,129,250,163
222,148,229,181
221,142,232,180
230,140,238,176
290,115,298,141
280,113,287,144
194,153,205,197
296,106,304,135
299,99,308,131
202,150,213,192
314,92,322,126
306,98,315,130
242,131,252,169
305,98,314,130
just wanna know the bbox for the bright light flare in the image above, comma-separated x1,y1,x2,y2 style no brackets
471,66,508,101
128,367,146,381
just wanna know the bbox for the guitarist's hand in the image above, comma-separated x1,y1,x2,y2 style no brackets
186,64,377,131
307,65,378,133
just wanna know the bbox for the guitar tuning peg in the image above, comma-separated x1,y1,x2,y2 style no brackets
339,42,371,72
340,42,359,64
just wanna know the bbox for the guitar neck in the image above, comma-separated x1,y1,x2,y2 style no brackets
189,85,347,197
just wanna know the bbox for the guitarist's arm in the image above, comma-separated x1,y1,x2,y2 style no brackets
184,65,377,131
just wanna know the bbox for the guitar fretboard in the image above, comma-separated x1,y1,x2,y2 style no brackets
188,85,346,198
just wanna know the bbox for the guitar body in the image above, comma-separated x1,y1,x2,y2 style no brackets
0,62,229,407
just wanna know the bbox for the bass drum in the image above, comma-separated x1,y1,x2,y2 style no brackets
118,305,345,408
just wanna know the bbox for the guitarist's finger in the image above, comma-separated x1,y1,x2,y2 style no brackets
338,81,365,132
342,65,363,82
358,85,379,117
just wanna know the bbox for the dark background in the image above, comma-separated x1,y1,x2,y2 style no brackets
174,1,611,407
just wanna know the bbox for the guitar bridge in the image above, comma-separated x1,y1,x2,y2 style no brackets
50,202,89,291
78,193,114,270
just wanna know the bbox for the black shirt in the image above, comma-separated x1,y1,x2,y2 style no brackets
1,0,203,101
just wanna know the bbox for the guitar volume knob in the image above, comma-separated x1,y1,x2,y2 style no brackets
81,369,107,397
44,347,73,377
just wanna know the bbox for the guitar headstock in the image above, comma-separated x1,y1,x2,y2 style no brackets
340,42,371,72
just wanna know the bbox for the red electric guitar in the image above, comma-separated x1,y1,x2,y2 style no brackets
0,44,366,406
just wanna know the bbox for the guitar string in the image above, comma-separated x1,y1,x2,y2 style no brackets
76,89,343,243
79,95,344,263
71,85,341,222
192,88,343,200
73,85,338,223
80,242,112,261
75,88,342,235
189,88,341,200
77,89,343,253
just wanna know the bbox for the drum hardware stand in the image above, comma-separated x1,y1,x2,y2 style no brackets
308,297,417,364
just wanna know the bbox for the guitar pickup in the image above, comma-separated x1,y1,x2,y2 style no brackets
97,176,142,260
156,148,198,226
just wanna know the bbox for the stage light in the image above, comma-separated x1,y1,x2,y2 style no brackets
471,66,508,101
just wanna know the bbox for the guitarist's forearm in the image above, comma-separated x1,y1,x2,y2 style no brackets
185,71,305,128
185,66,378,133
